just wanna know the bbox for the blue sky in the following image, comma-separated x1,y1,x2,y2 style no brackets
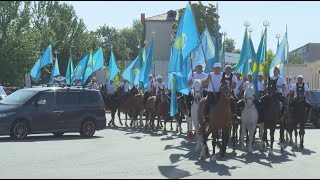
67,1,320,53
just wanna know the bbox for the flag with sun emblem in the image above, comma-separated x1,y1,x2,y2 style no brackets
30,44,53,81
71,51,90,84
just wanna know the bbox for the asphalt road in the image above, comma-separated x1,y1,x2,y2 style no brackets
0,113,319,179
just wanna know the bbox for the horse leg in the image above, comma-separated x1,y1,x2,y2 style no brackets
240,123,246,152
294,127,298,148
210,131,218,162
195,127,202,152
248,126,255,154
139,110,144,127
232,123,237,151
263,128,269,147
269,128,275,155
200,132,209,160
117,109,123,126
279,120,286,153
221,130,229,158
299,123,305,149
170,116,173,131
259,123,265,152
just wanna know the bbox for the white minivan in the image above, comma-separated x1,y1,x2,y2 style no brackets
0,86,7,100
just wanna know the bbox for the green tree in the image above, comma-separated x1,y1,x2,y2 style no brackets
262,49,275,78
224,38,235,53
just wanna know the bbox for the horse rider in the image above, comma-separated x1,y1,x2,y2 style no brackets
237,73,254,108
234,72,243,99
221,64,238,117
143,74,155,107
284,75,294,96
187,62,207,114
119,79,130,93
258,72,267,97
154,75,167,107
287,75,312,112
202,62,223,122
106,80,116,95
268,66,287,114
87,77,99,90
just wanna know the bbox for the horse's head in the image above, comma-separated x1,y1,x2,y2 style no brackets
129,86,139,96
116,86,125,96
220,79,232,99
192,79,203,104
267,77,277,96
244,83,255,105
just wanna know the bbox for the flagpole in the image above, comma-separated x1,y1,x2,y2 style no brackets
188,1,215,89
263,20,269,78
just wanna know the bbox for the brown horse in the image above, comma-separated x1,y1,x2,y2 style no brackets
199,80,233,161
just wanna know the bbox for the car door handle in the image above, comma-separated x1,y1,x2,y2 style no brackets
53,111,64,113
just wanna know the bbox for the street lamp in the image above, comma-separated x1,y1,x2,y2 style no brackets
248,27,253,36
275,33,281,48
244,21,250,28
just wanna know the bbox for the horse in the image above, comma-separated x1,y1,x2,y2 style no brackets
190,79,203,152
199,80,233,161
240,83,261,153
259,77,281,155
287,91,310,149
145,87,169,131
100,85,125,127
117,86,142,127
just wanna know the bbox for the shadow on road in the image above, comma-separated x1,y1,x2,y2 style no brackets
0,135,103,142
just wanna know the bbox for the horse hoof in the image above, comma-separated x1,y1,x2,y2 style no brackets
268,149,273,156
210,155,217,163
200,146,207,160
300,144,304,149
289,141,293,146
281,148,285,154
248,148,254,154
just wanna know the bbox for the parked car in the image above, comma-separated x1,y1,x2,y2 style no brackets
0,87,106,139
0,86,7,100
306,89,320,128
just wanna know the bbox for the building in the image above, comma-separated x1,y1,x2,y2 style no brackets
283,60,320,90
290,43,320,63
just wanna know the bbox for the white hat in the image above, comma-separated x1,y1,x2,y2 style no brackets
213,63,222,68
196,62,203,67
247,72,252,76
225,64,232,68
157,75,163,80
258,72,263,76
297,75,304,79
149,74,153,77
287,75,292,79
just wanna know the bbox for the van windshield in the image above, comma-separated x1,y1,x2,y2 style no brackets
0,89,38,105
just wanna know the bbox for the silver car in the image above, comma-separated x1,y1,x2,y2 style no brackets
0,86,7,100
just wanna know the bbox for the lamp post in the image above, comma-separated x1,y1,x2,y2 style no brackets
248,27,253,36
275,33,281,49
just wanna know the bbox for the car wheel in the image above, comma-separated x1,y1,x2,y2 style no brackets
53,132,64,136
10,121,28,139
80,120,96,137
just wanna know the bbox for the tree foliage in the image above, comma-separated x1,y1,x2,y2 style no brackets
262,49,275,78
225,38,236,53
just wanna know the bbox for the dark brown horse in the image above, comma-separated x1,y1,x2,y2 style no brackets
287,91,310,149
100,85,125,126
259,78,281,154
199,80,233,161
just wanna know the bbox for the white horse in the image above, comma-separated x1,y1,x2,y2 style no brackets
240,83,260,153
191,79,203,152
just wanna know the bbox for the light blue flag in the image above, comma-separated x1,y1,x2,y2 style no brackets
122,49,143,87
65,55,74,85
169,73,178,117
107,50,119,82
168,3,199,74
30,44,53,81
82,50,94,85
139,39,154,88
253,28,266,99
269,30,288,76
191,27,215,73
232,27,255,77
71,51,90,84
82,48,105,85
49,58,60,84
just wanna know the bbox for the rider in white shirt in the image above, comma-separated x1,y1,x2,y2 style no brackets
106,80,116,95
201,62,223,120
234,72,243,99
284,75,294,96
268,66,287,114
258,72,266,97
143,74,155,107
288,75,312,111
119,80,130,92
154,75,167,107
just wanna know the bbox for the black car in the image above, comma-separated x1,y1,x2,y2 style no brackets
306,90,320,128
0,87,106,139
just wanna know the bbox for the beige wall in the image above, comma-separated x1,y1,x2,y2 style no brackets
283,61,320,90
145,21,174,62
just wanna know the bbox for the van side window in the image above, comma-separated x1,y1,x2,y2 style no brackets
36,92,55,106
80,91,98,104
56,92,79,105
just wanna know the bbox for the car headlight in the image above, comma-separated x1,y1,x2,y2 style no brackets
0,112,16,118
